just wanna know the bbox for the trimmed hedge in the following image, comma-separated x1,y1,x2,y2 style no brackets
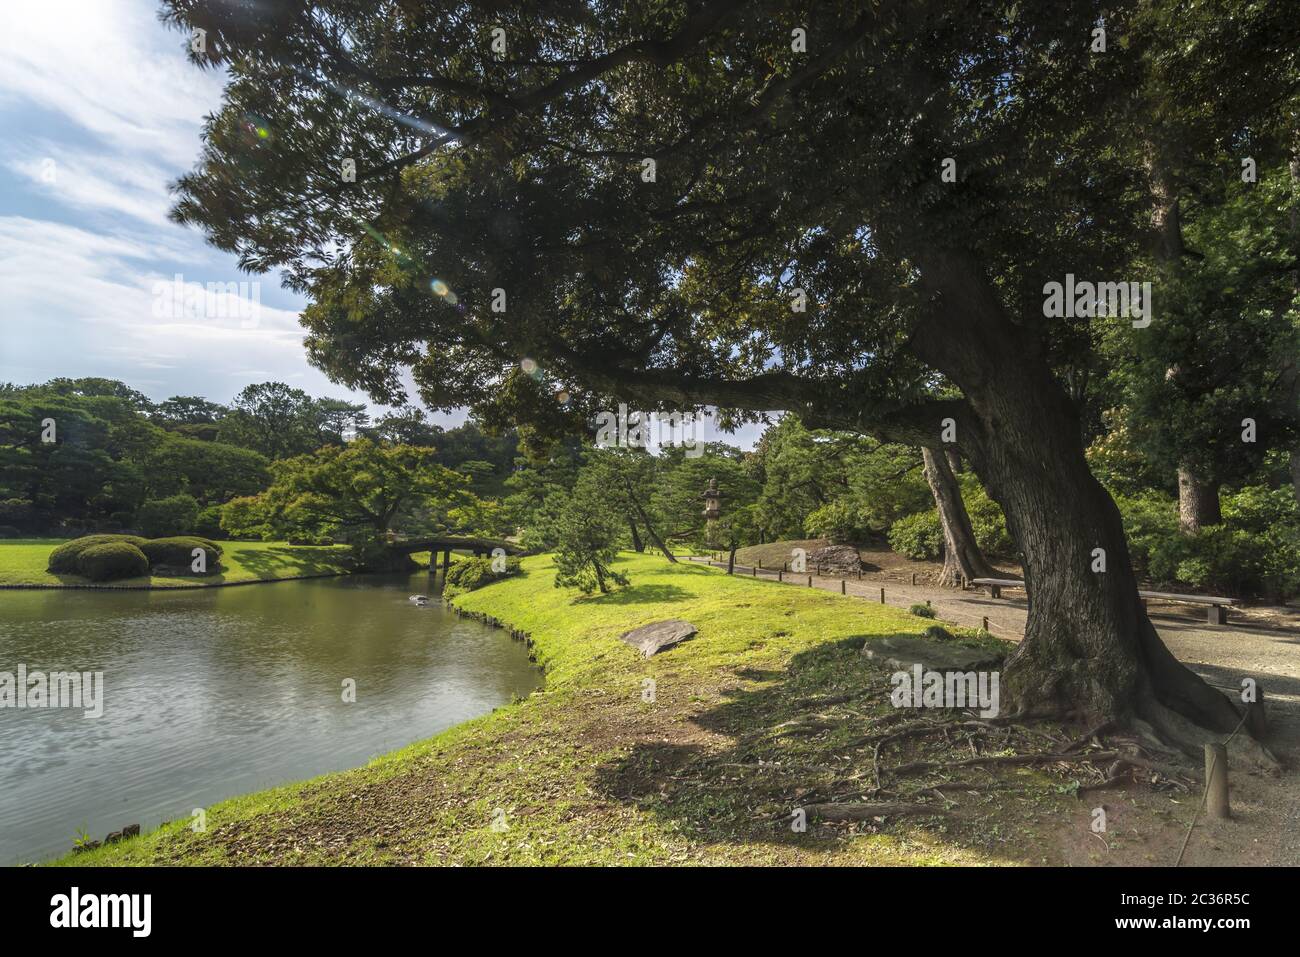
48,534,222,579
139,536,223,571
48,534,148,573
443,555,521,597
78,542,150,582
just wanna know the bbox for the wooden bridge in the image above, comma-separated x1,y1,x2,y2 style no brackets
386,535,525,575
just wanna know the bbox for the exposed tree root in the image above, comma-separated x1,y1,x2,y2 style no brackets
1138,697,1280,775
805,802,946,822
886,749,1123,778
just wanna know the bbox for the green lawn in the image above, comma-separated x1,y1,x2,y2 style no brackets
0,538,354,588
51,551,1120,867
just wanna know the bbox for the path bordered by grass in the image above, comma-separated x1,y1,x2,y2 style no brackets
0,539,353,588
54,552,1083,866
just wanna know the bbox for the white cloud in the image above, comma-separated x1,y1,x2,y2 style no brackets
7,142,181,230
0,216,339,403
0,0,224,170
0,5,376,406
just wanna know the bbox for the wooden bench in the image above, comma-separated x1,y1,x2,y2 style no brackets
1138,590,1238,625
970,578,1238,625
971,577,1023,600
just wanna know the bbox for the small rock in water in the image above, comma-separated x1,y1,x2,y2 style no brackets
618,619,698,658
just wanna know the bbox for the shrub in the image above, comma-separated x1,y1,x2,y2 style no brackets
804,500,872,544
444,555,522,597
48,534,147,573
135,494,200,538
220,495,274,540
887,511,942,560
1114,486,1300,599
0,498,36,531
139,536,223,572
909,603,936,618
923,625,955,642
77,542,150,582
1113,490,1179,579
194,505,225,539
959,475,1015,557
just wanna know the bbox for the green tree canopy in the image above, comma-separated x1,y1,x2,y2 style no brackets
162,0,1300,745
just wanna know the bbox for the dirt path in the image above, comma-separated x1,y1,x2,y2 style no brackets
691,554,1300,865
695,555,1300,727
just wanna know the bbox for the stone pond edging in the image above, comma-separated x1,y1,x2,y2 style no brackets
443,598,538,662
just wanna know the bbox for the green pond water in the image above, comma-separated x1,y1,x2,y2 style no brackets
0,573,541,864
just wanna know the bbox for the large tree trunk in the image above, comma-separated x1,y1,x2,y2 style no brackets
627,516,645,552
1177,467,1222,533
1149,149,1224,535
1289,145,1300,509
921,447,996,586
908,252,1271,764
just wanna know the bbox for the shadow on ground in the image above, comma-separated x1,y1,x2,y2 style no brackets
590,634,1073,864
577,583,692,606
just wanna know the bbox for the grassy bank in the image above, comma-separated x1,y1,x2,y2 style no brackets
0,539,354,588
53,552,1152,866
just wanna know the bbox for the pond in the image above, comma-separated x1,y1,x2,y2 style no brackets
0,573,541,864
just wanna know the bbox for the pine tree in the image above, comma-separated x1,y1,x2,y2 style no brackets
552,475,629,595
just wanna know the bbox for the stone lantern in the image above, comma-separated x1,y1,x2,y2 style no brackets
701,477,722,520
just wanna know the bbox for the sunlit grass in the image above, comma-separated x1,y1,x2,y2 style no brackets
53,552,1071,867
0,539,353,588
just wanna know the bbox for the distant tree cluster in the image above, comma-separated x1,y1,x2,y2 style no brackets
0,377,519,544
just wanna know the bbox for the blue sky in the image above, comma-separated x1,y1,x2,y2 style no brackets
0,0,440,417
0,0,763,448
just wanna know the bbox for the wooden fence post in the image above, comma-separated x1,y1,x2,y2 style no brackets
1204,743,1230,819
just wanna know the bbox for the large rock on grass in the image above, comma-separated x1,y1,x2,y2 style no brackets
619,619,698,658
809,544,863,575
861,635,1002,672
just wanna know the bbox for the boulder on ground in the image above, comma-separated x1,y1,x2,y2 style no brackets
809,544,863,575
861,635,1002,671
618,619,698,658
